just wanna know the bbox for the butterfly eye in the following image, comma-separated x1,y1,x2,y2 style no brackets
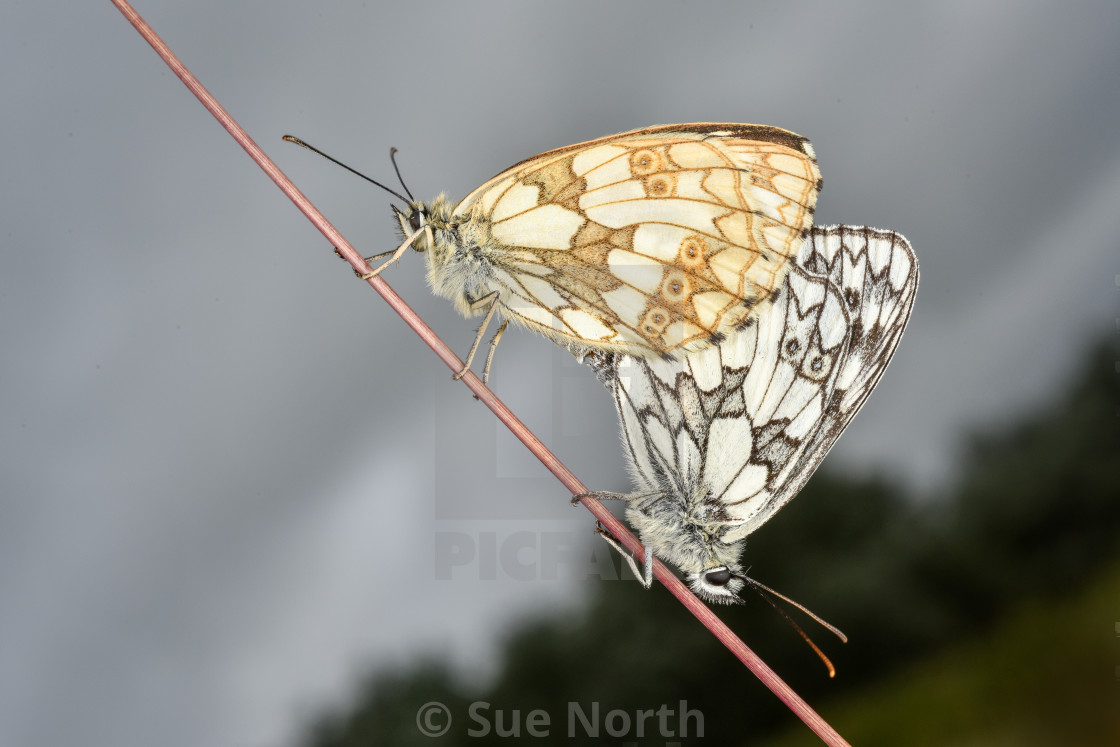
705,568,732,587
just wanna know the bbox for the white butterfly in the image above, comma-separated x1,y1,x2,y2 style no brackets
580,225,918,604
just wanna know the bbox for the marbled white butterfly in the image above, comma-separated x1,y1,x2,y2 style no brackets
580,225,917,604
355,124,821,382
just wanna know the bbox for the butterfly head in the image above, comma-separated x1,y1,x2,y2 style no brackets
394,195,490,312
688,565,746,605
626,493,749,605
393,200,431,254
393,194,467,254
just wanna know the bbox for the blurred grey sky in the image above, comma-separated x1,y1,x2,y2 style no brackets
2,2,1118,746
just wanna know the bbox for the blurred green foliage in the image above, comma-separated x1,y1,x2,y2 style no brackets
304,334,1119,746
765,558,1120,747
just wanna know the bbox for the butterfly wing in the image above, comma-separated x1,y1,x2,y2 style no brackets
720,225,917,538
783,225,920,488
593,265,851,533
593,225,916,544
458,124,822,358
692,265,851,538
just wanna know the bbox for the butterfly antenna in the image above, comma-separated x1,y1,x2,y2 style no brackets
389,147,416,202
744,575,848,643
282,135,410,205
736,574,847,678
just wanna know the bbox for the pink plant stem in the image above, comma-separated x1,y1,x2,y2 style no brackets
110,2,850,745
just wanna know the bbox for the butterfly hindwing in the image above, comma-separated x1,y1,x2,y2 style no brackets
787,226,919,492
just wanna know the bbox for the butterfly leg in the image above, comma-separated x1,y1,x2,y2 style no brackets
452,291,501,381
595,522,653,589
479,321,508,385
570,490,661,507
354,225,432,280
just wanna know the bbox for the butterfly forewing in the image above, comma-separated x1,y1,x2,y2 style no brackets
455,124,821,358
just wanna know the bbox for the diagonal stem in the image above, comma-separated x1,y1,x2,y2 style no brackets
110,2,850,745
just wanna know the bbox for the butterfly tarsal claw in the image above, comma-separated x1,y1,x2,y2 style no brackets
467,318,505,398
355,225,430,281
479,321,508,385
594,521,654,589
571,490,633,507
451,291,501,381
354,262,387,280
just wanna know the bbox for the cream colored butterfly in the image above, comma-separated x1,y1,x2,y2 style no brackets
580,225,918,605
363,123,822,382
